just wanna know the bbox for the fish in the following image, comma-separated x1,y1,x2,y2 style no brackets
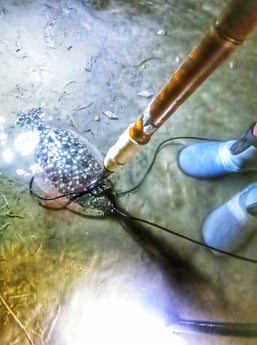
16,108,114,216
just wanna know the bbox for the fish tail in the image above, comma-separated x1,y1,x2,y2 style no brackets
16,107,46,131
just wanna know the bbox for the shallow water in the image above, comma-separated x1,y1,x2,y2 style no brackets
1,0,257,344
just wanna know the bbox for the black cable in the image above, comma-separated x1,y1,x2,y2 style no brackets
130,215,257,263
116,136,217,196
29,176,86,201
113,207,257,264
29,175,105,201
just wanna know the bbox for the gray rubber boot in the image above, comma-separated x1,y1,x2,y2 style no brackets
202,183,257,252
178,140,257,178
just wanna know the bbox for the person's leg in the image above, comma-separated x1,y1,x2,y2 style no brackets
177,123,257,252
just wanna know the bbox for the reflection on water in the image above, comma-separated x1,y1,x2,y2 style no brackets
1,0,257,345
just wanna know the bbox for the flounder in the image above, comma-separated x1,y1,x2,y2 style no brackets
16,108,114,216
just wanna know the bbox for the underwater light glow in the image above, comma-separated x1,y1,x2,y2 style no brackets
0,116,7,144
54,296,186,345
0,116,6,124
14,131,39,156
0,132,7,143
16,168,31,176
2,148,14,162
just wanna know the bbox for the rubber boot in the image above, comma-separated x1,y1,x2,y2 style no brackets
202,183,257,252
178,140,257,178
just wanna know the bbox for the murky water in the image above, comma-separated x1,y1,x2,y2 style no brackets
1,1,257,344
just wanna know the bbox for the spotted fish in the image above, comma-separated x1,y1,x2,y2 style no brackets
16,108,114,216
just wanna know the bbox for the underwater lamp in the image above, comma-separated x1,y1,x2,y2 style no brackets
104,0,257,173
53,291,257,345
54,296,186,345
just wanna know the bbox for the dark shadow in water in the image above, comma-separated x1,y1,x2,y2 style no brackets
112,208,227,322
